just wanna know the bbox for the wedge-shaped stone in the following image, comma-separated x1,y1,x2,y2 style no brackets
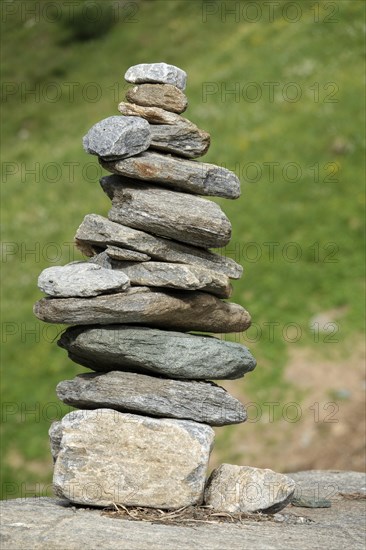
37,263,130,297
83,116,150,160
125,62,187,90
75,214,242,279
126,83,188,113
149,119,210,158
91,252,231,298
105,245,150,262
204,465,296,514
119,101,209,157
119,102,180,124
56,371,247,426
34,287,251,332
101,151,240,199
101,176,232,248
50,409,213,508
58,325,257,379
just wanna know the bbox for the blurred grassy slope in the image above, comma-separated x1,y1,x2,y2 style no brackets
1,0,364,498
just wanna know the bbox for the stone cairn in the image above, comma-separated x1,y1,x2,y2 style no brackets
34,63,295,513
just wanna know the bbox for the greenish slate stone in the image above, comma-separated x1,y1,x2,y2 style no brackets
58,325,256,379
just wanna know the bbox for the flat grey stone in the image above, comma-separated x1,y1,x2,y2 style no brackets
101,176,232,249
204,465,296,513
101,151,240,199
37,263,130,297
56,372,247,426
82,116,150,159
90,252,232,298
105,245,150,262
149,119,210,158
125,63,187,90
2,472,365,550
58,325,256,379
126,83,188,113
49,409,213,508
119,101,183,124
75,214,242,279
33,286,252,333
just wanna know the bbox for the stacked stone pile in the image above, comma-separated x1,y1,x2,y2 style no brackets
34,63,294,512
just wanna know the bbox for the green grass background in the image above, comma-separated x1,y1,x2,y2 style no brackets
1,0,364,499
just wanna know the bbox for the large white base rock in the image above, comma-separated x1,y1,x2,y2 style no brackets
204,464,295,514
50,409,214,509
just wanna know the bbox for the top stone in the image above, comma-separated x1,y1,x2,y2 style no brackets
125,63,187,90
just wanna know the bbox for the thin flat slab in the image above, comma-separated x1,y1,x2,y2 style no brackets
126,83,188,113
75,214,243,280
33,286,252,333
83,116,150,159
105,245,150,262
100,150,240,199
119,101,182,124
49,409,213,508
56,372,247,426
58,325,257,379
91,252,232,298
37,263,130,297
125,63,187,90
101,176,232,249
2,472,365,550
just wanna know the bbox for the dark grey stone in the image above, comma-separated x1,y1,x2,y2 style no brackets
56,371,247,426
58,325,257,379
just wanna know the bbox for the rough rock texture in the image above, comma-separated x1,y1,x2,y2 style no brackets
82,116,150,159
49,409,214,508
126,83,188,113
105,245,150,262
125,63,187,90
150,119,210,158
204,465,296,514
75,214,242,279
2,472,365,550
56,372,247,426
33,286,252,333
58,325,256,379
149,119,210,158
118,103,211,158
119,101,183,124
37,263,130,298
101,151,240,199
90,253,232,298
101,176,232,248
